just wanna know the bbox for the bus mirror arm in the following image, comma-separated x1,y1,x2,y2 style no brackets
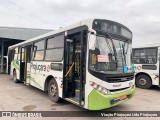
89,34,96,50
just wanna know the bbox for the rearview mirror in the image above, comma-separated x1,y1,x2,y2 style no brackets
89,34,96,50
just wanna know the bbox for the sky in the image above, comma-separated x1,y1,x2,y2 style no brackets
0,0,160,46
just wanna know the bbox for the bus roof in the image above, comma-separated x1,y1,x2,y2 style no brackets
8,18,95,49
8,18,131,49
133,43,160,49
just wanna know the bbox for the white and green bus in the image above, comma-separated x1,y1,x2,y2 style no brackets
133,43,160,89
8,19,135,110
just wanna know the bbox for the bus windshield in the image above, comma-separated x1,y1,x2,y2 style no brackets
89,35,132,73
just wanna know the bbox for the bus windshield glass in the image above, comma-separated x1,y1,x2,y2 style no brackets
89,36,132,73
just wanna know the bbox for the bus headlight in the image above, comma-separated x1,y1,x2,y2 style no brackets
131,85,135,89
97,86,103,92
89,81,111,95
93,84,98,89
102,88,111,95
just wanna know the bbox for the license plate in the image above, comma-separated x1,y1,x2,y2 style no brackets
120,95,127,100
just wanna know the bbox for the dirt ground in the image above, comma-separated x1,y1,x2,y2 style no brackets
0,74,160,120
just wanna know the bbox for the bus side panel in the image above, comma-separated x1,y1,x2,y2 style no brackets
29,61,63,98
10,61,14,76
26,63,31,85
84,70,102,109
45,70,63,98
30,61,43,89
135,65,159,86
11,60,20,80
133,47,160,86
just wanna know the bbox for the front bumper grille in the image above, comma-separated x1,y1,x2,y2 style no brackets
109,87,130,92
106,75,134,83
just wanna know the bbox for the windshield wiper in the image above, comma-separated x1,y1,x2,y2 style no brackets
105,33,118,67
122,44,126,65
122,42,129,65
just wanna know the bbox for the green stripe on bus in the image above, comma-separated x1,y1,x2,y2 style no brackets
12,60,20,70
27,75,42,89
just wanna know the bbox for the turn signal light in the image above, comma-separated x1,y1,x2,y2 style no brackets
89,81,111,95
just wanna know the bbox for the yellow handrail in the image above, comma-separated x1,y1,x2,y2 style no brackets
65,63,75,77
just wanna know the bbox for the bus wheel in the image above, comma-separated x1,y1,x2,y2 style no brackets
13,70,19,83
136,75,152,89
48,79,61,103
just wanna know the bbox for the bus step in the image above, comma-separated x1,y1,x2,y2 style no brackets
75,89,80,98
75,80,80,89
68,97,79,103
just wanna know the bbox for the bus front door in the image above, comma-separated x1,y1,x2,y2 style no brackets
64,37,76,97
63,30,86,105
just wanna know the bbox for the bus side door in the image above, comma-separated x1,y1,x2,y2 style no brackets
25,45,32,85
19,47,25,81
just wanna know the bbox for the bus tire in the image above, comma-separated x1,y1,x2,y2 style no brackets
13,70,19,83
48,79,61,103
136,74,152,89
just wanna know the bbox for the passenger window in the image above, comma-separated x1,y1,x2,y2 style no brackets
14,47,19,60
33,40,45,60
45,34,64,61
133,48,157,64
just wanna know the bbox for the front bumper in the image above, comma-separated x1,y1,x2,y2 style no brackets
88,86,136,110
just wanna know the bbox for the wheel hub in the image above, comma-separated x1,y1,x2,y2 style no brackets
139,78,147,85
49,84,57,96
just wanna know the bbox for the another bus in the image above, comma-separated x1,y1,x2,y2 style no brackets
0,56,8,73
8,19,135,110
133,43,160,89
